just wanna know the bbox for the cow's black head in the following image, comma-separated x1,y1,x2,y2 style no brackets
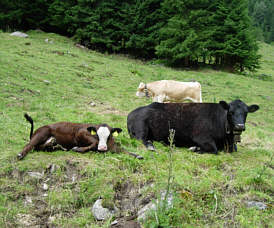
219,99,259,134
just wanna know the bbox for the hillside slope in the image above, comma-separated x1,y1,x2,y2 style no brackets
0,31,273,227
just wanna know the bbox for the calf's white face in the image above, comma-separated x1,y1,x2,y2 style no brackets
97,126,111,151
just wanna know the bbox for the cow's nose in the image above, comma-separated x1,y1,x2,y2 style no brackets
98,145,108,151
234,124,245,131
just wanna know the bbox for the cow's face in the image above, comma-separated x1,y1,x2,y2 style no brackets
219,100,259,133
88,125,122,151
136,82,146,97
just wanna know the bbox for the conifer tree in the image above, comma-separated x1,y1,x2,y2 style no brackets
156,0,260,71
125,0,167,58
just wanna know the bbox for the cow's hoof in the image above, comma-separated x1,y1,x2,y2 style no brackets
46,136,57,145
17,153,24,160
147,145,155,151
234,144,237,152
188,146,197,152
136,155,144,160
72,147,79,152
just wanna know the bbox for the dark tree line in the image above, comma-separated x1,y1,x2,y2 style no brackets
0,0,265,72
248,0,274,43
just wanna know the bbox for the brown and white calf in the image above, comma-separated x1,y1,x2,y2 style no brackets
18,114,142,160
136,80,202,103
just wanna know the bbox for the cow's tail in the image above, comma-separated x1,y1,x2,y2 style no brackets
24,113,34,139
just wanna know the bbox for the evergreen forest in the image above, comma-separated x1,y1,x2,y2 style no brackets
0,0,273,71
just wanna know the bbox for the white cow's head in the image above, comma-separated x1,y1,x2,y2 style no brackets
136,82,147,97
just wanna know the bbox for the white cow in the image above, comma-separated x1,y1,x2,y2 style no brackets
136,80,202,103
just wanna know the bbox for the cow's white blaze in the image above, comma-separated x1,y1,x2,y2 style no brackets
97,126,111,151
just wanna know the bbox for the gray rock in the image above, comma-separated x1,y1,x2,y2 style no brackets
72,174,77,183
43,80,51,84
89,101,96,107
45,38,54,44
111,220,118,226
48,164,60,173
137,201,156,221
42,183,49,191
24,196,33,206
137,190,173,222
75,43,86,49
27,171,44,179
246,201,268,210
10,31,28,38
91,199,116,221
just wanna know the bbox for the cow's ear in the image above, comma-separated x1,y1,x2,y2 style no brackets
248,104,259,113
219,101,229,110
112,128,122,137
87,126,97,135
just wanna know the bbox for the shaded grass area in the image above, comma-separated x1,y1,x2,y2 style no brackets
0,31,273,227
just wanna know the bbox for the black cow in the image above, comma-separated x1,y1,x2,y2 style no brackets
127,100,259,154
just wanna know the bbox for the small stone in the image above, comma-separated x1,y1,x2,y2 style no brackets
111,220,118,226
43,183,49,191
24,196,33,206
246,201,268,210
89,101,96,107
48,164,59,173
91,199,115,221
10,31,28,38
27,171,44,179
72,174,77,183
137,201,156,221
45,38,53,44
75,43,86,49
43,80,51,84
48,216,55,223
137,190,173,222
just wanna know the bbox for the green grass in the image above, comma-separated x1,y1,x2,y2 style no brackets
0,30,273,227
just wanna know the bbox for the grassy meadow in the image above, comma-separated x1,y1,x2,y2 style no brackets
0,30,273,227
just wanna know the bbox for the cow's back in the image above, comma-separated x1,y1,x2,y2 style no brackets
127,102,227,147
48,122,93,148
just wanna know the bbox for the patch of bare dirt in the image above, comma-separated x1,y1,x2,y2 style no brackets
4,161,154,227
4,160,84,227
87,101,128,116
113,180,154,225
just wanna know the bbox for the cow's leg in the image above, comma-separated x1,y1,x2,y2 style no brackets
18,127,51,160
144,140,155,151
157,94,165,103
72,144,96,153
37,136,57,151
200,142,217,154
131,120,155,151
152,96,158,102
37,137,67,151
192,137,218,154
72,131,98,153
184,97,198,103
